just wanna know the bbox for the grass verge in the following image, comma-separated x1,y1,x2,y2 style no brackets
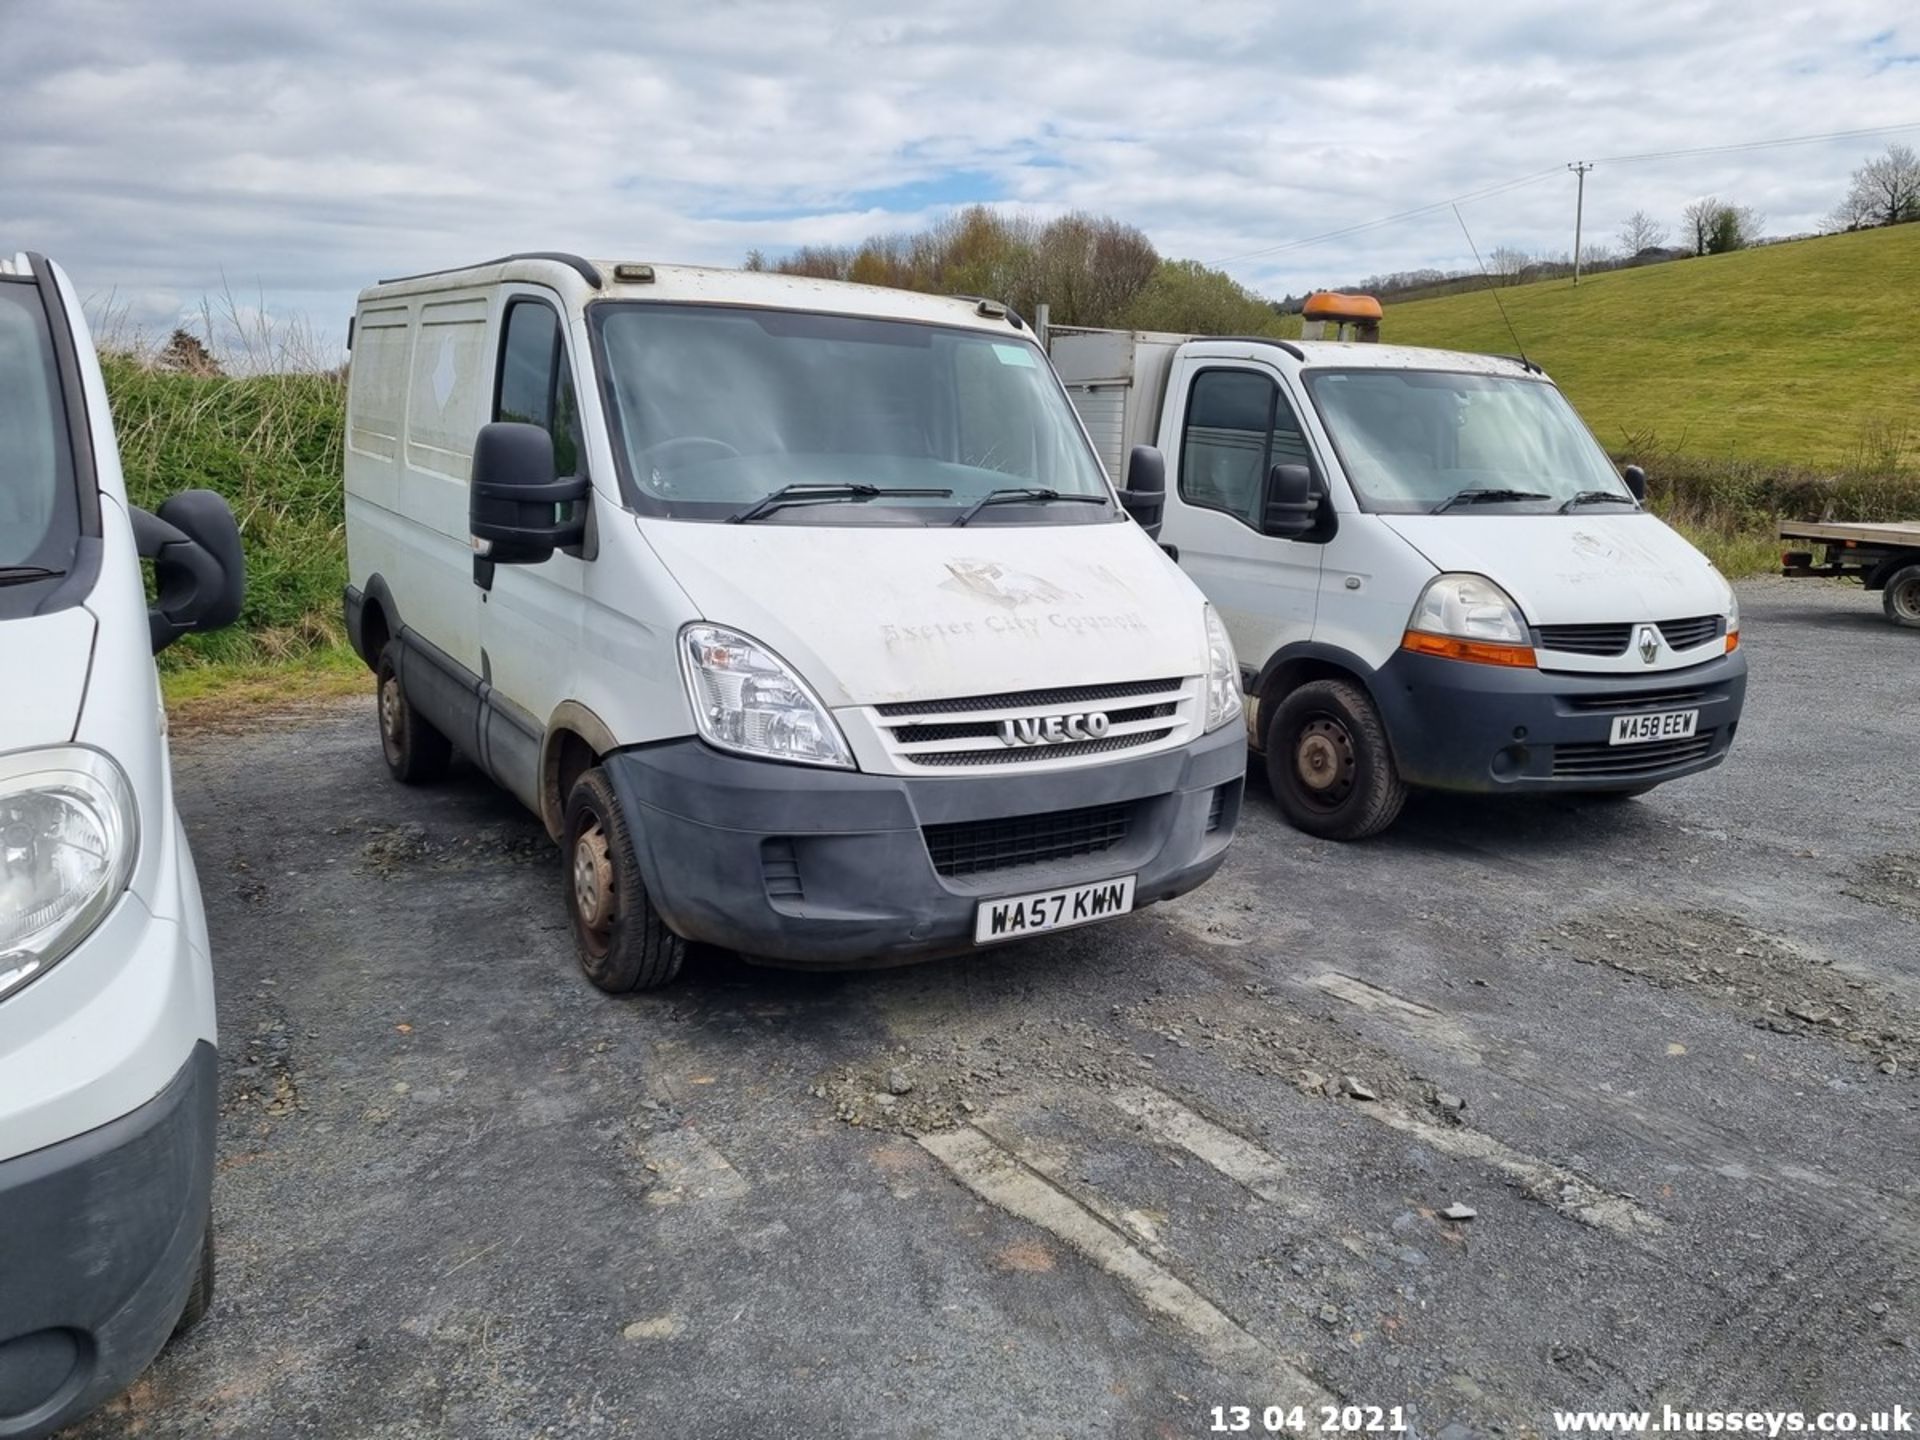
161,643,366,729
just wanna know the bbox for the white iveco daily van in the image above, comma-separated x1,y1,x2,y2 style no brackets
342,255,1244,992
1,252,244,1438
1051,294,1747,840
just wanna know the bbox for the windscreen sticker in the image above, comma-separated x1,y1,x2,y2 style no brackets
992,343,1037,368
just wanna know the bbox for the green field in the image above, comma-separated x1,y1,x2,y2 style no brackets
1382,224,1920,468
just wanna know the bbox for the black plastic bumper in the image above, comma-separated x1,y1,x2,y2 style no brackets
1372,647,1749,793
604,723,1246,966
0,1043,216,1440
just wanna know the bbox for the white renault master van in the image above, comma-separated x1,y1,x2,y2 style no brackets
1051,299,1747,840
1,252,244,1438
342,256,1243,992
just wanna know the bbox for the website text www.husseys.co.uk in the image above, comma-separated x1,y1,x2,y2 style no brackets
1554,1408,1912,1435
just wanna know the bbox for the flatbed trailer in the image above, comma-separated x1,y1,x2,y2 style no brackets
1778,519,1920,627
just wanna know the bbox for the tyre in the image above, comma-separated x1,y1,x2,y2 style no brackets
1264,678,1407,841
1883,563,1920,629
172,1220,214,1337
562,767,686,992
375,641,452,784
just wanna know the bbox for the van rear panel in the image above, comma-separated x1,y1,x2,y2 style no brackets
1049,330,1182,479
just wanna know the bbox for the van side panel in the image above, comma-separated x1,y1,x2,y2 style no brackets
345,289,489,687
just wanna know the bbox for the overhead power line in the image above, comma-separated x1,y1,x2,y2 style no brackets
1594,120,1920,166
1212,119,1920,268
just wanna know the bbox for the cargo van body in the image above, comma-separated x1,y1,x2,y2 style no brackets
1051,326,1747,840
0,252,243,1438
342,257,1243,990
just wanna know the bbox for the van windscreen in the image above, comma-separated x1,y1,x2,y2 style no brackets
1304,368,1635,515
591,304,1112,524
0,282,79,574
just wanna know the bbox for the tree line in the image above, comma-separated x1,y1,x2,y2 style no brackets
743,207,1289,334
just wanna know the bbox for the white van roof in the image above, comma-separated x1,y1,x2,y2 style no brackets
356,253,1033,337
1183,336,1549,379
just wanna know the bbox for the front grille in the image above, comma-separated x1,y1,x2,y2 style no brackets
892,701,1176,744
874,676,1194,771
1536,616,1724,656
924,802,1134,878
1552,730,1717,777
905,729,1174,767
877,678,1184,719
1658,614,1724,650
1562,685,1711,713
1536,623,1631,656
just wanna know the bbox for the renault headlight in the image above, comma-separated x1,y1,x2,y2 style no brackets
1,747,138,1001
1725,583,1741,652
1398,572,1539,669
680,624,853,768
1202,605,1242,733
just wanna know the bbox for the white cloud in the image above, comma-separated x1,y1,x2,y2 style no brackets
5,0,1915,358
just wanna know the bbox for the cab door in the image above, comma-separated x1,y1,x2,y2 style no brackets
1157,360,1325,677
474,290,587,809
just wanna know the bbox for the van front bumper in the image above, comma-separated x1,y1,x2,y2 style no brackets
1372,647,1749,793
0,1043,215,1440
604,724,1245,967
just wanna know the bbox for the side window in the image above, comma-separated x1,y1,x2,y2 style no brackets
1179,368,1311,529
495,299,582,478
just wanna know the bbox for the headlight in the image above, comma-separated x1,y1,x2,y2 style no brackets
1202,605,1242,733
680,624,853,769
1,747,138,1001
1402,573,1536,668
1725,585,1741,651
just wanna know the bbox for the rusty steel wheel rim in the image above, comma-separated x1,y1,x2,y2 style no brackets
571,817,616,957
1294,716,1357,809
378,674,403,763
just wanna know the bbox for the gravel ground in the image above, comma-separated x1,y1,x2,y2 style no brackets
72,579,1918,1439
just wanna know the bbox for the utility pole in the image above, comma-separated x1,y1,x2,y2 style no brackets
1568,161,1593,286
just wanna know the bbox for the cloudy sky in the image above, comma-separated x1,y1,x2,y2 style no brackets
4,0,1916,358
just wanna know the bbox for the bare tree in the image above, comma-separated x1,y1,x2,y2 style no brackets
1834,143,1920,229
1487,246,1531,285
1618,210,1668,254
1681,197,1722,256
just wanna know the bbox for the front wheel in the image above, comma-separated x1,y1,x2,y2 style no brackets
1883,563,1920,629
1264,678,1407,841
562,767,686,993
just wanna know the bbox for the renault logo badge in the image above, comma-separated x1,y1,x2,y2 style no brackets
1637,626,1660,664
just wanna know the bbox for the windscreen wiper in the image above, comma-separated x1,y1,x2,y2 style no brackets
728,483,951,524
951,487,1108,527
1429,488,1554,514
1558,489,1638,513
0,565,66,587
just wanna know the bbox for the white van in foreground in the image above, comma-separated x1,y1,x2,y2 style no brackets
342,256,1244,991
1051,296,1747,839
1,252,244,1437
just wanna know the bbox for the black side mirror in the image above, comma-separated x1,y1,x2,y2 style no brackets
130,490,246,654
1622,464,1647,502
1261,463,1316,537
469,422,587,567
1118,445,1166,539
